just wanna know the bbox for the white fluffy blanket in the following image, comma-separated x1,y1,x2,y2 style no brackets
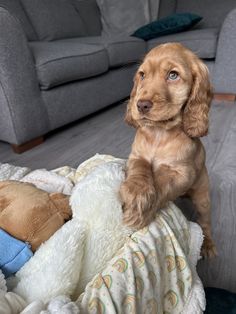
13,159,131,302
0,155,206,313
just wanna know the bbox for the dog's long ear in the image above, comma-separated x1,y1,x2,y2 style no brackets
125,74,139,128
183,57,213,137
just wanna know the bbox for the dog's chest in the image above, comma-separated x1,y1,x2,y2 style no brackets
133,127,191,166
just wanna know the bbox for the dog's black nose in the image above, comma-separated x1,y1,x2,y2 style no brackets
137,100,153,114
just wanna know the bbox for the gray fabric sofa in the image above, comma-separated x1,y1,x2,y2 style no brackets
0,0,236,150
0,0,146,149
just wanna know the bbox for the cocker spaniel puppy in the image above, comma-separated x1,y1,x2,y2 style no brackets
120,43,216,258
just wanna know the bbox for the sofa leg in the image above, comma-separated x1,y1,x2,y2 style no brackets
213,93,236,102
11,136,44,154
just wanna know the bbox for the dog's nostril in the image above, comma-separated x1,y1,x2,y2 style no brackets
137,100,153,113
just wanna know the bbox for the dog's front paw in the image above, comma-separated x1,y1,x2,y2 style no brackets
120,180,157,229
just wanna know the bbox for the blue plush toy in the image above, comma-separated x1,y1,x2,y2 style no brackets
0,228,33,278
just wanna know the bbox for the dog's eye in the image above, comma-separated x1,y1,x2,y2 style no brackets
139,71,145,80
168,71,179,81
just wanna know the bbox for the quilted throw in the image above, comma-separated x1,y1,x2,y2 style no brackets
77,202,205,314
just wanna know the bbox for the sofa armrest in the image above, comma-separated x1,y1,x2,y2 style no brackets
0,7,49,145
213,8,236,94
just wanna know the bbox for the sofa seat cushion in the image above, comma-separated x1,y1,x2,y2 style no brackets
30,41,109,90
71,35,146,67
147,28,219,59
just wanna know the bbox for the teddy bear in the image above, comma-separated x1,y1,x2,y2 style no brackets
0,180,72,252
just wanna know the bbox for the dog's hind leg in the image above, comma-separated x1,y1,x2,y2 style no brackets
188,166,217,258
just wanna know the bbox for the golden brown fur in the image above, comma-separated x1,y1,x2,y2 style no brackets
120,43,216,258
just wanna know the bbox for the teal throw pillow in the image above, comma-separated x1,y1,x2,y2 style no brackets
132,13,202,41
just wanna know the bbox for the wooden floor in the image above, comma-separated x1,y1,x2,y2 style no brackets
0,101,135,169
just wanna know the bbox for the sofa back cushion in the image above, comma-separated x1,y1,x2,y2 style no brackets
176,0,236,28
158,0,176,19
158,0,236,28
0,0,37,40
96,0,150,36
21,0,87,41
74,0,102,36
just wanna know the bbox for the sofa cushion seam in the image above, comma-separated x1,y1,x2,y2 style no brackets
35,49,107,67
39,66,109,89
